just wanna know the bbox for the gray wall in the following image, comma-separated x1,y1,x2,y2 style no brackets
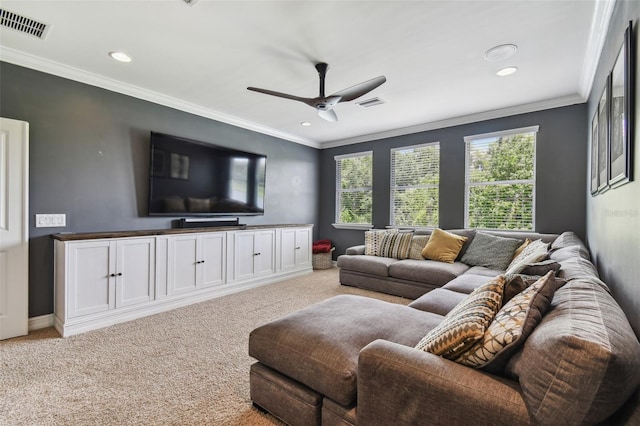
0,62,320,318
318,104,588,265
587,1,640,337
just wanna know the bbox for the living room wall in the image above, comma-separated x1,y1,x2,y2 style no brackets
0,62,320,318
587,1,640,337
317,104,588,265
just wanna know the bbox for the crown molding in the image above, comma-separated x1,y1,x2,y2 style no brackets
320,94,585,149
0,47,321,149
579,0,616,99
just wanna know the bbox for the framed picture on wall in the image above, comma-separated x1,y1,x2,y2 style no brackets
590,112,599,195
597,75,610,193
609,21,634,188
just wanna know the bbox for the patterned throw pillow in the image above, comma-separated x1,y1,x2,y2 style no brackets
505,239,550,275
421,228,468,263
378,231,413,259
408,235,429,260
364,229,398,256
415,275,505,358
454,271,556,373
460,232,523,270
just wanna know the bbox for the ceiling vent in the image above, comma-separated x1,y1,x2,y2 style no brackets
356,97,385,108
0,9,48,39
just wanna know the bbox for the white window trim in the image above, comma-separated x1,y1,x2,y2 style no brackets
334,150,373,228
389,142,440,227
464,126,538,230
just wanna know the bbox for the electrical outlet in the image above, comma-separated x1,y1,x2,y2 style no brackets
35,214,66,228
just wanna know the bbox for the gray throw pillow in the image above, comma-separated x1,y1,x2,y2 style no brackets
460,232,523,270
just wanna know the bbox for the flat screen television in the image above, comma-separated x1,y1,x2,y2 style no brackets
148,132,266,216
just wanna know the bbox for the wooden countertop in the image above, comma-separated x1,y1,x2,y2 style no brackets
52,224,313,241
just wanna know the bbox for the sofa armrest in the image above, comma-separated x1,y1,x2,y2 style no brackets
345,245,365,255
357,339,531,426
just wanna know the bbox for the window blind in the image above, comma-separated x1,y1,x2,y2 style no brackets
464,128,537,230
390,142,439,227
335,151,373,224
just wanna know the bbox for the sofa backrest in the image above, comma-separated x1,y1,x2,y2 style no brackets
504,232,640,424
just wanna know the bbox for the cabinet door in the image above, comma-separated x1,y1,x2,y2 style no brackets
280,228,298,272
167,234,198,295
234,232,257,281
255,230,275,277
199,233,226,288
67,240,115,317
294,228,311,269
115,238,155,308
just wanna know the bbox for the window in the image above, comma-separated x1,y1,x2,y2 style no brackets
335,151,373,226
390,142,439,227
464,126,538,230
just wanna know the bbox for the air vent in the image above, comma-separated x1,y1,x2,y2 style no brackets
182,0,199,5
0,9,48,39
356,97,385,108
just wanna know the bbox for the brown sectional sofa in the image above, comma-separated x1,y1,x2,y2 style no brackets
248,230,640,425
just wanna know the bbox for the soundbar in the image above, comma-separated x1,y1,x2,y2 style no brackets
174,217,242,229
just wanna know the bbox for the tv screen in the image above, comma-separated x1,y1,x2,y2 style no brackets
148,132,266,216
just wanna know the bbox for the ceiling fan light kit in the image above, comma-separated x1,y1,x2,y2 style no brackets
247,62,386,122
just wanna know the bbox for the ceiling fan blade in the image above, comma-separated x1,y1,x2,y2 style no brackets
318,109,338,122
331,76,387,102
247,87,313,105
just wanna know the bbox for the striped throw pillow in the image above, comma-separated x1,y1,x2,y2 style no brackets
378,231,413,259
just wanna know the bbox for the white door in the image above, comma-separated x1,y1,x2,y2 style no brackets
255,230,275,277
0,118,29,340
67,240,115,318
199,233,226,288
167,234,198,295
115,238,155,308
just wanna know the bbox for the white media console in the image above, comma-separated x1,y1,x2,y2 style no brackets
53,224,313,337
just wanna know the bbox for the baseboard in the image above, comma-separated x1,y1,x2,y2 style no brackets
29,314,55,331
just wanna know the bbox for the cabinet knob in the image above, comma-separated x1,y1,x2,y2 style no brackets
117,273,122,276
109,273,116,277
295,246,301,249
254,252,261,256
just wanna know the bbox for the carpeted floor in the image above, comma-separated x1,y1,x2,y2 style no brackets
0,268,409,425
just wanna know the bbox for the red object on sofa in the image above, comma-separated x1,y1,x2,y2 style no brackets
313,239,332,254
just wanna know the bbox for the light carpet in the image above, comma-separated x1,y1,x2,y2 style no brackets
0,268,409,425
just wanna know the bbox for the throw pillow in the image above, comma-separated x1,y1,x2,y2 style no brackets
454,271,557,373
364,229,398,256
378,231,413,259
421,228,468,263
460,232,523,270
415,275,505,358
520,259,561,276
505,239,550,275
513,238,532,259
408,235,429,260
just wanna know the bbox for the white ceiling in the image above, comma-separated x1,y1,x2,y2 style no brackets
0,1,614,148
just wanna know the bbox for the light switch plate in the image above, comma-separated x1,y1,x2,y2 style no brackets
35,214,66,228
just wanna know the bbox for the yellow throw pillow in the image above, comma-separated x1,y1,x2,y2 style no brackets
421,228,468,263
513,238,532,259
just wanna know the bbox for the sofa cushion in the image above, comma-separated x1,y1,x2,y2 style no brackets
415,275,505,359
505,279,640,424
408,288,468,316
550,231,586,252
421,228,468,263
441,273,494,294
336,255,399,277
520,259,561,276
461,232,523,270
447,229,477,260
550,244,591,262
455,272,556,373
557,257,608,290
388,259,470,286
249,295,444,406
464,265,505,277
378,231,413,259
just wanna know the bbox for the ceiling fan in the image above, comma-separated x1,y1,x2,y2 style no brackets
247,62,386,122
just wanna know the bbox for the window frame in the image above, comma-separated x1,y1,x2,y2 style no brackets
389,142,440,228
333,151,374,229
463,125,539,231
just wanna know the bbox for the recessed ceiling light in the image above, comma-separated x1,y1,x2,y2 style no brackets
109,51,132,63
484,44,518,61
496,67,518,77
300,121,311,127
